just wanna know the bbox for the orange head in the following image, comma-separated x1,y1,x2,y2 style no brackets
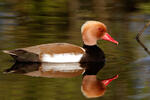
81,21,118,45
81,74,119,98
81,75,106,98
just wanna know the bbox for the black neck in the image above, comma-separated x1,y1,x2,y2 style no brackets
80,62,105,76
80,44,105,62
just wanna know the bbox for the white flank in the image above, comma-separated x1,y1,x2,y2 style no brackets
41,63,83,72
42,53,83,63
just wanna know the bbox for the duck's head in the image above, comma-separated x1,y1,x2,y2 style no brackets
81,21,118,45
81,75,118,98
81,75,106,98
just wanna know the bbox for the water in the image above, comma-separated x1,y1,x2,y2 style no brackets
1,0,150,100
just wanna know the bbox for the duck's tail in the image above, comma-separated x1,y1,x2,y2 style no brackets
2,50,16,55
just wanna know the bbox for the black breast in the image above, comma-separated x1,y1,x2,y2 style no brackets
80,62,105,76
80,44,105,62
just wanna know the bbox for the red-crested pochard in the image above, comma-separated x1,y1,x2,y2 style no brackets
3,21,118,63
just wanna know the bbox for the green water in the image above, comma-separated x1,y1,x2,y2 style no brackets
1,0,150,100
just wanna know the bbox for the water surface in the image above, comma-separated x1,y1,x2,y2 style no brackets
1,0,150,100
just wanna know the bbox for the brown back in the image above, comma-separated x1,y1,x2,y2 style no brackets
22,43,85,55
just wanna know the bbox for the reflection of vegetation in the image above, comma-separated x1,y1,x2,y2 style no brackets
4,0,70,46
137,2,150,13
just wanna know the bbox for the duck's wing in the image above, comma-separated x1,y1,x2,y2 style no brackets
3,43,85,62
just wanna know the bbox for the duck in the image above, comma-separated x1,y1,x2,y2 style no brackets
3,21,118,63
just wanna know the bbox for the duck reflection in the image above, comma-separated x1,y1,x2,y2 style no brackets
80,62,118,98
4,61,118,98
4,62,84,78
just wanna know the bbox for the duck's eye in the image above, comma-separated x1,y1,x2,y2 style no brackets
98,28,104,33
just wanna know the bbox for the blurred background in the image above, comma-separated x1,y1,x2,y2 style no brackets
1,0,150,100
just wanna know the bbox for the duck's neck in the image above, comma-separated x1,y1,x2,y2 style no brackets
82,32,97,46
83,40,97,46
83,44,98,48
